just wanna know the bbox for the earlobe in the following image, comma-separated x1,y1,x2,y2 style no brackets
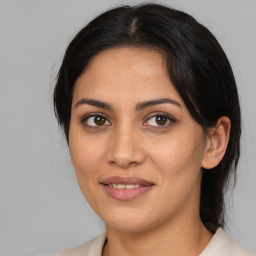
202,116,231,170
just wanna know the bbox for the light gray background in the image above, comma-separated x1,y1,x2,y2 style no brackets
0,0,255,255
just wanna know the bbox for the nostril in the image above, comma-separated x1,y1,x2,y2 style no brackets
108,158,144,169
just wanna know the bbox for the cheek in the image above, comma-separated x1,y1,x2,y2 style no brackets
69,134,106,209
69,126,105,166
148,128,205,186
71,142,100,172
146,135,204,219
69,129,107,191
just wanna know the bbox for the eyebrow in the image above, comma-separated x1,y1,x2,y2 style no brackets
74,97,182,110
135,98,182,111
74,98,113,110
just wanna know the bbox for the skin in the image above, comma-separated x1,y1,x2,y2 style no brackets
69,47,230,256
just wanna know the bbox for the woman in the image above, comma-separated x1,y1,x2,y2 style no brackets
47,3,253,256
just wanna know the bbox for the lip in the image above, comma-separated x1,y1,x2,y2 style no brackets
100,176,154,201
101,176,154,186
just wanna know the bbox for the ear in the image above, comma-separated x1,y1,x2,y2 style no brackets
202,116,231,169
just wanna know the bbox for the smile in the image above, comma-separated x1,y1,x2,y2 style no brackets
108,184,141,189
100,176,154,200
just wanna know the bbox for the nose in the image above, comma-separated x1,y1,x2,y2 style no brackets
107,126,146,169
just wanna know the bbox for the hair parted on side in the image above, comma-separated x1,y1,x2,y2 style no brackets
53,3,241,233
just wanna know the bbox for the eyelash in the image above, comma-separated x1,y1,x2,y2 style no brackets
80,112,176,130
143,113,176,129
81,113,110,129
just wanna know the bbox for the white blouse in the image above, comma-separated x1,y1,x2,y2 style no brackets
44,228,253,256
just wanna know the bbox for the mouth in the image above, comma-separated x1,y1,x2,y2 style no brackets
100,176,154,201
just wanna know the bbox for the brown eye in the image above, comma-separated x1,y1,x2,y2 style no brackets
94,116,106,126
155,116,168,125
84,115,111,127
144,114,174,128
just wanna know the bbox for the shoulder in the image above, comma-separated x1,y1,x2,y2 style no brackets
200,228,253,256
43,233,107,256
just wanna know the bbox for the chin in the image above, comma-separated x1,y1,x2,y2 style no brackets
106,220,153,233
100,208,159,233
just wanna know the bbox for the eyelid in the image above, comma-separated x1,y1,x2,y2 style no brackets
81,112,112,128
80,111,176,129
143,112,176,127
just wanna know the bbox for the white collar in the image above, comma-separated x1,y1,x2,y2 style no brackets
87,227,253,256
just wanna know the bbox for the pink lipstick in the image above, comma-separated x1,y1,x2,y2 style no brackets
100,176,154,200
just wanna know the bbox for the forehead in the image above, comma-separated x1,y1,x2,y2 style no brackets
85,46,166,75
73,47,184,108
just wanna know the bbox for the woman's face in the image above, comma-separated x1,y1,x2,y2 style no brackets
69,47,209,232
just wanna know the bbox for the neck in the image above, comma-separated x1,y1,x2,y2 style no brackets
103,214,213,256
